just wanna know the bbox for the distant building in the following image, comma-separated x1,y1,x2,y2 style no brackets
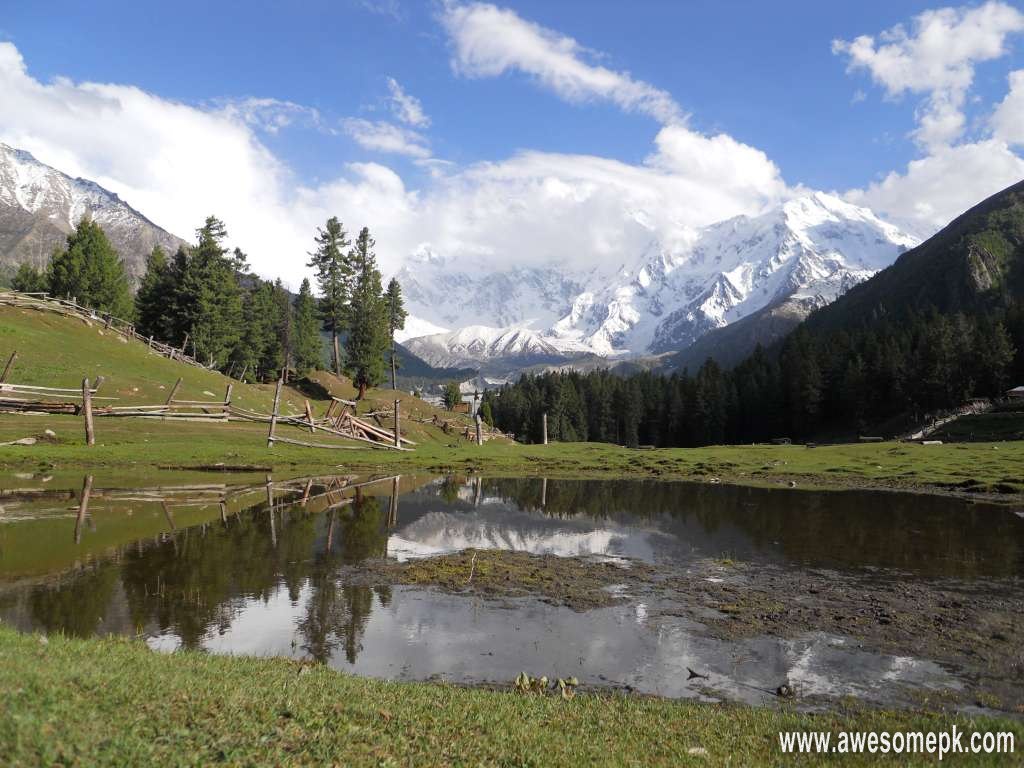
1007,385,1024,399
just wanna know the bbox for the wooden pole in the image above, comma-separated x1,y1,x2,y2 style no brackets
166,377,183,405
93,375,105,394
394,399,401,448
74,475,93,544
542,412,548,445
267,376,283,447
333,333,341,377
0,350,16,383
82,378,95,446
266,474,277,547
223,383,233,420
475,414,483,446
304,400,316,433
391,346,397,391
389,475,400,526
239,362,249,382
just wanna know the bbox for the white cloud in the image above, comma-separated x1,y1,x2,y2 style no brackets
845,140,1024,237
833,0,1024,150
386,77,430,127
991,69,1024,145
342,118,431,158
217,97,323,135
440,1,683,124
0,38,790,286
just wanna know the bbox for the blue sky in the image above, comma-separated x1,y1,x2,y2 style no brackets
1,1,1023,280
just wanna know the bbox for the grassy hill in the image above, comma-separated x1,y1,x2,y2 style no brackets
0,303,492,449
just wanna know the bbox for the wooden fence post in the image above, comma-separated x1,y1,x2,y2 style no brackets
542,412,548,445
81,378,95,446
394,399,401,448
223,384,233,420
267,377,283,447
304,400,316,433
475,413,483,446
166,377,183,406
1,350,17,383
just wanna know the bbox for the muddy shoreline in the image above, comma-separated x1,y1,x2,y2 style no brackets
350,549,1024,714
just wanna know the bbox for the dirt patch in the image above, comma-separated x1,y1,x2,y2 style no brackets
348,549,657,611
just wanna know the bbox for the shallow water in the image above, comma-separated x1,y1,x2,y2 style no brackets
1,471,1021,707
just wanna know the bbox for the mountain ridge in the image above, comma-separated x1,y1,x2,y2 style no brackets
0,143,185,282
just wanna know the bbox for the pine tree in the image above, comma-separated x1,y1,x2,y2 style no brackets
385,277,407,390
344,227,389,398
272,279,293,380
178,216,243,368
293,277,324,375
48,218,133,318
443,381,462,411
10,262,47,293
135,246,177,340
307,217,352,375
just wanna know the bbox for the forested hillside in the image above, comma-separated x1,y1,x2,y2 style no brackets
487,181,1024,445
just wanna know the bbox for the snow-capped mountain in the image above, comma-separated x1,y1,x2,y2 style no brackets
398,192,918,366
0,143,184,280
403,324,566,369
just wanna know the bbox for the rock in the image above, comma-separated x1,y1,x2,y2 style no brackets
43,429,56,437
687,747,708,757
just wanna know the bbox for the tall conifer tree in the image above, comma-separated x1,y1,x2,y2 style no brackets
307,217,352,375
344,227,388,398
293,278,324,375
48,218,133,318
385,277,407,390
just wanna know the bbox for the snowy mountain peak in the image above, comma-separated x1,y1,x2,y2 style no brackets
0,143,184,280
402,324,565,369
399,192,919,366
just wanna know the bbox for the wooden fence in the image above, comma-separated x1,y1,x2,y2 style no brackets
0,291,211,370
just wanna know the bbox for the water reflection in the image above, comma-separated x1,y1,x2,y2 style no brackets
1,472,1021,708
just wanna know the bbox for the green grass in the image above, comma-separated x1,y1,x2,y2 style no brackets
0,305,487,446
2,414,1023,499
1,627,1019,766
2,303,1022,500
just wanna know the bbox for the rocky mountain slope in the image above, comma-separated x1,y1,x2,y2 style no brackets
0,143,184,282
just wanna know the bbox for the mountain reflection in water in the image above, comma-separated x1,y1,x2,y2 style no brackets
0,472,1020,707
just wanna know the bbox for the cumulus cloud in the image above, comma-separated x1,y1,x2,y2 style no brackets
440,1,684,124
991,69,1024,145
386,77,430,127
833,0,1024,150
0,36,790,285
837,2,1024,235
342,118,431,158
845,141,1024,237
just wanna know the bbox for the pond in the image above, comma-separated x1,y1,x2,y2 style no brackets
1,471,1022,710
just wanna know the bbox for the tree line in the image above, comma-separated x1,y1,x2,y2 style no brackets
483,302,1024,446
11,215,407,393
